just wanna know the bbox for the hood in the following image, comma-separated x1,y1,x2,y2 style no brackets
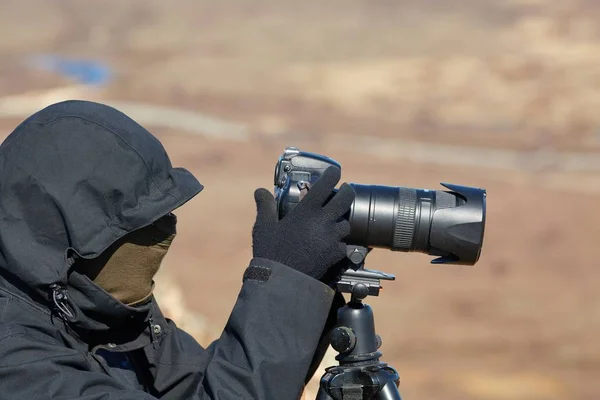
0,100,203,331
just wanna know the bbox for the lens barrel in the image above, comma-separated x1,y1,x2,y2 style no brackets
346,183,486,265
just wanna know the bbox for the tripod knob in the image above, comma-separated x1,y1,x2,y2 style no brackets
330,326,356,353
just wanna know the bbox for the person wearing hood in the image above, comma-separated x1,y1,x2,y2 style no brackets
0,100,355,399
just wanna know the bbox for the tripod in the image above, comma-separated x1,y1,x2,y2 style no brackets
316,246,401,400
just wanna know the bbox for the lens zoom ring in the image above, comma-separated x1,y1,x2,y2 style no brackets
394,188,417,250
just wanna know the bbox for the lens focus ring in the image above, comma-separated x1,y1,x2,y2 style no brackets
393,188,417,250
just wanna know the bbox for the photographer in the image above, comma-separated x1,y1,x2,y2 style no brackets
0,100,354,399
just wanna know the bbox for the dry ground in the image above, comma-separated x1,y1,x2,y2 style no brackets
1,1,599,398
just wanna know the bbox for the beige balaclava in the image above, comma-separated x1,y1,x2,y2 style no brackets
78,213,177,306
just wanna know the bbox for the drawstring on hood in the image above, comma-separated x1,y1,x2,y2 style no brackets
148,316,159,349
49,283,76,322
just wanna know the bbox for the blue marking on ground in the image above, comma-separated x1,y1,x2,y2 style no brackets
26,54,113,86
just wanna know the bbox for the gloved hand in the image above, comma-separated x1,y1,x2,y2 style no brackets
252,167,355,282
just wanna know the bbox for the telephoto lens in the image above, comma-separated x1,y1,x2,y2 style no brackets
346,183,486,265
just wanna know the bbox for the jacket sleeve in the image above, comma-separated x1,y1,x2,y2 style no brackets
0,324,157,400
147,258,336,400
304,291,345,384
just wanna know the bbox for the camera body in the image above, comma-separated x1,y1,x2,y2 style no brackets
274,147,486,266
274,147,341,217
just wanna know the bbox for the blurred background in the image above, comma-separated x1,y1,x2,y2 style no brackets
1,0,599,399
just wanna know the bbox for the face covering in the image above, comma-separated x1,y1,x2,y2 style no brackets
78,213,177,306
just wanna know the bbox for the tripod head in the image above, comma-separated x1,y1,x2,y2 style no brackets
337,245,395,301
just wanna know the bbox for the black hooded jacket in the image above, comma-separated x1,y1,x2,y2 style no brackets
0,100,336,399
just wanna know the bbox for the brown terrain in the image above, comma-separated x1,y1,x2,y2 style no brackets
1,1,599,399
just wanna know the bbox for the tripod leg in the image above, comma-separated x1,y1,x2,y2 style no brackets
374,381,402,400
316,386,334,400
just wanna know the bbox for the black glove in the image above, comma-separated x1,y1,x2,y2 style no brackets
252,167,355,282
